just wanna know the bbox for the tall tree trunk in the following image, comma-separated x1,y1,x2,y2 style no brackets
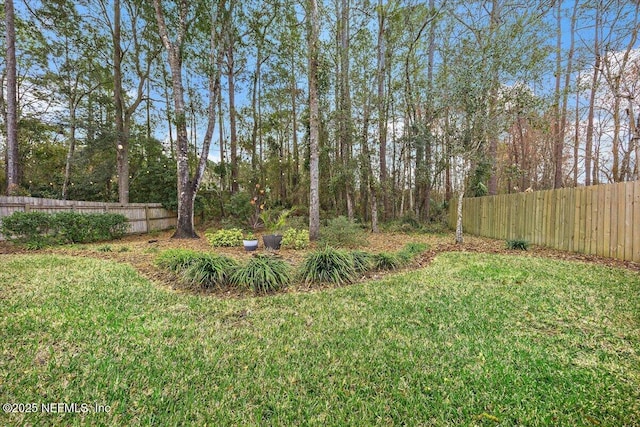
339,0,354,220
487,0,501,195
291,55,299,200
251,46,261,170
424,0,436,220
573,69,581,186
625,101,639,180
633,110,640,180
455,189,464,244
153,0,219,239
308,0,320,241
62,106,77,199
62,40,79,200
160,61,175,158
377,1,389,219
609,4,638,182
4,0,18,195
227,1,239,194
584,5,601,186
561,0,578,187
217,62,225,191
552,0,563,189
113,0,129,203
362,91,378,233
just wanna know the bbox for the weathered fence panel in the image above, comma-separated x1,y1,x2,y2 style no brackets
0,196,176,240
448,181,640,263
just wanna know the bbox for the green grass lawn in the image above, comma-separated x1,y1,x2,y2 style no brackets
1,253,639,426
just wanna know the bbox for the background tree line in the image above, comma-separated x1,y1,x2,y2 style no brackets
2,0,639,235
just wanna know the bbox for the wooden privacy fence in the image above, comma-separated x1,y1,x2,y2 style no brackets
448,180,640,263
0,196,177,240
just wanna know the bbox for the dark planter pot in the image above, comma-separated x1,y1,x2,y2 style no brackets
243,239,259,251
262,234,282,250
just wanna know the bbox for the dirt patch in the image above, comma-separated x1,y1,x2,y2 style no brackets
1,229,638,298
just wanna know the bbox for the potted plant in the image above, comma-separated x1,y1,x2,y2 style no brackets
242,232,259,251
260,209,290,250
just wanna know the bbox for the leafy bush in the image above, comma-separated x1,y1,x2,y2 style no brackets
86,213,129,240
383,212,423,233
0,211,53,243
182,254,238,289
0,211,128,247
506,239,530,250
281,228,310,250
284,214,308,231
320,216,368,248
397,242,428,263
373,252,404,271
155,249,202,272
350,250,374,273
299,247,356,286
224,192,253,226
231,254,290,294
205,228,243,247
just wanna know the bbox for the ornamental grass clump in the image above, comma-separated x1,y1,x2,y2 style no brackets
350,250,374,273
182,254,238,289
300,246,356,286
231,254,291,294
373,252,403,271
155,249,202,272
506,239,530,250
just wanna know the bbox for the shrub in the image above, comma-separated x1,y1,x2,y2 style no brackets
350,250,374,273
320,216,368,249
0,211,128,247
155,249,202,272
373,252,403,271
0,211,53,243
182,254,238,289
299,247,356,286
87,213,129,240
53,212,91,243
397,242,428,263
206,228,243,247
506,239,530,250
281,228,310,250
224,192,253,226
383,212,422,233
231,254,290,293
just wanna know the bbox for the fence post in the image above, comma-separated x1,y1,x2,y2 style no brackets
145,205,151,233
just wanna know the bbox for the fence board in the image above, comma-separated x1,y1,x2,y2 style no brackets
554,190,561,251
624,184,634,261
634,181,640,262
603,186,611,258
567,188,575,252
610,184,619,259
586,186,595,254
